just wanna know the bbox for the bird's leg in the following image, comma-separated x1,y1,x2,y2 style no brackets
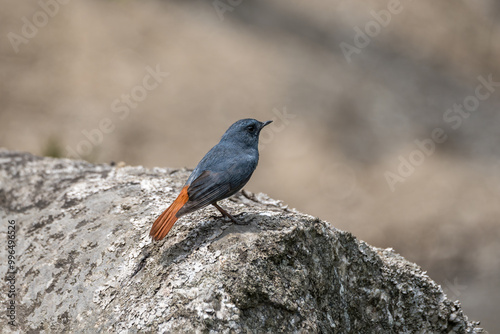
212,203,246,225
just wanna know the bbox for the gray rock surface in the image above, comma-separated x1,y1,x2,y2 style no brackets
0,150,483,333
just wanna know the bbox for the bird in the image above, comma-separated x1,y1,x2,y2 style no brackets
150,118,272,241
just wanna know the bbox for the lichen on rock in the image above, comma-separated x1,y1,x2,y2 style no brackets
0,150,483,333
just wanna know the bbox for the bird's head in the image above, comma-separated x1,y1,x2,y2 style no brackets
220,118,273,148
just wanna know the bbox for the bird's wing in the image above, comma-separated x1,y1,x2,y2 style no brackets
177,170,231,216
178,163,254,216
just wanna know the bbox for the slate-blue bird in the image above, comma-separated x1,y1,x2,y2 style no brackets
150,118,272,241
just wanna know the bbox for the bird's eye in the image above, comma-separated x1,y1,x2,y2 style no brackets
247,125,256,132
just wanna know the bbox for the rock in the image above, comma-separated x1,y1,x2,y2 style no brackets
0,150,483,333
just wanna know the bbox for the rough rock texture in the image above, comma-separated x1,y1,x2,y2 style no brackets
0,150,483,333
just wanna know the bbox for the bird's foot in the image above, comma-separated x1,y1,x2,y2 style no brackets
212,203,248,225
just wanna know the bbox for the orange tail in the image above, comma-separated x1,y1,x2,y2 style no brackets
150,186,189,241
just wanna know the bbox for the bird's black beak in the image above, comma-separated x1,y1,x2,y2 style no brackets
261,120,273,128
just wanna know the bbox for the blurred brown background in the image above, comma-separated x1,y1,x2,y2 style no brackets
1,0,499,331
